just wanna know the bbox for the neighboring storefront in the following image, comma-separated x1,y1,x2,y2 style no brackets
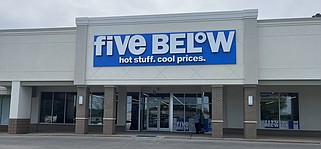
0,9,321,138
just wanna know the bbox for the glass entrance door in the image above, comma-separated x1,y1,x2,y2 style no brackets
146,93,170,131
0,95,10,125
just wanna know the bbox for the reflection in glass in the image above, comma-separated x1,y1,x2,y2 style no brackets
280,93,299,121
40,92,53,123
172,93,211,132
261,93,279,120
40,92,77,124
89,93,104,124
280,93,299,129
65,93,76,123
126,92,139,130
148,100,158,128
0,95,10,125
143,93,170,130
160,99,169,128
260,92,299,129
202,104,211,119
173,94,184,120
53,92,65,123
185,94,197,105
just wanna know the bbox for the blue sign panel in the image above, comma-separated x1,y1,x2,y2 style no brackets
176,118,189,131
93,30,236,67
263,120,279,128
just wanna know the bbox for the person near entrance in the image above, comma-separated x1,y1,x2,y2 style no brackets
194,110,201,134
194,109,205,134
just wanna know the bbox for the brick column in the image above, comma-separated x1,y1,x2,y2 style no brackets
103,86,116,134
8,81,32,134
211,85,224,138
75,86,89,134
243,85,257,139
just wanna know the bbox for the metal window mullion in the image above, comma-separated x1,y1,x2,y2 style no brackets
157,100,160,131
64,92,66,124
146,96,149,129
138,92,141,131
73,94,76,124
89,94,92,124
183,93,186,132
278,93,281,129
0,97,2,124
169,93,173,132
201,92,204,112
102,93,104,124
51,92,54,124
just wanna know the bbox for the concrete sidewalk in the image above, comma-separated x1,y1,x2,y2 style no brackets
1,132,320,144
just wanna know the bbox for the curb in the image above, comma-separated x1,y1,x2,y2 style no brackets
1,133,320,144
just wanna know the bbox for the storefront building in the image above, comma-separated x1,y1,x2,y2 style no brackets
0,9,321,138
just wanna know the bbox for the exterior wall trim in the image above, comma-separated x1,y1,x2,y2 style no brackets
21,81,74,86
103,118,116,120
212,120,224,123
259,80,321,85
75,117,89,120
258,18,321,27
0,27,76,36
0,81,12,86
244,121,258,124
76,9,258,26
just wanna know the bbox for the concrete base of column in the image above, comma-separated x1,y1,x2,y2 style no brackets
212,122,223,138
244,123,257,139
103,119,115,135
75,119,88,134
8,119,30,134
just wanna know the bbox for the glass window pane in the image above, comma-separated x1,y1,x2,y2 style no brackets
280,93,299,129
202,103,212,133
185,104,197,132
126,92,139,130
173,104,184,119
173,94,185,131
53,92,65,123
202,92,213,133
260,93,279,129
160,99,169,129
202,104,211,119
185,105,197,119
185,94,197,105
196,94,202,105
204,92,212,104
173,104,185,131
90,93,104,124
173,94,184,120
65,92,76,123
173,94,184,105
127,92,139,104
40,92,53,123
1,96,10,125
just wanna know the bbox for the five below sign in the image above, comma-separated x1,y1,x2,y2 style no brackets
93,30,236,67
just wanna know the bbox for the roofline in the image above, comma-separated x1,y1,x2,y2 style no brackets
0,27,76,33
258,17,321,27
258,17,321,23
76,9,258,26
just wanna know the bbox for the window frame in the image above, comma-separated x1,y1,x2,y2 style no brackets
259,92,300,130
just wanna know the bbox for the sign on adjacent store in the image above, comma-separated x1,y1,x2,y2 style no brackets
93,30,236,67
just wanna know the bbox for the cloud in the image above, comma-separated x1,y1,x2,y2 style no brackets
0,0,320,29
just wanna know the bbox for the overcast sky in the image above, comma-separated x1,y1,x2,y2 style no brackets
0,0,320,29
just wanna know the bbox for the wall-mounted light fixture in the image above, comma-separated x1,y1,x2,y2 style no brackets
248,96,253,106
79,96,84,105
